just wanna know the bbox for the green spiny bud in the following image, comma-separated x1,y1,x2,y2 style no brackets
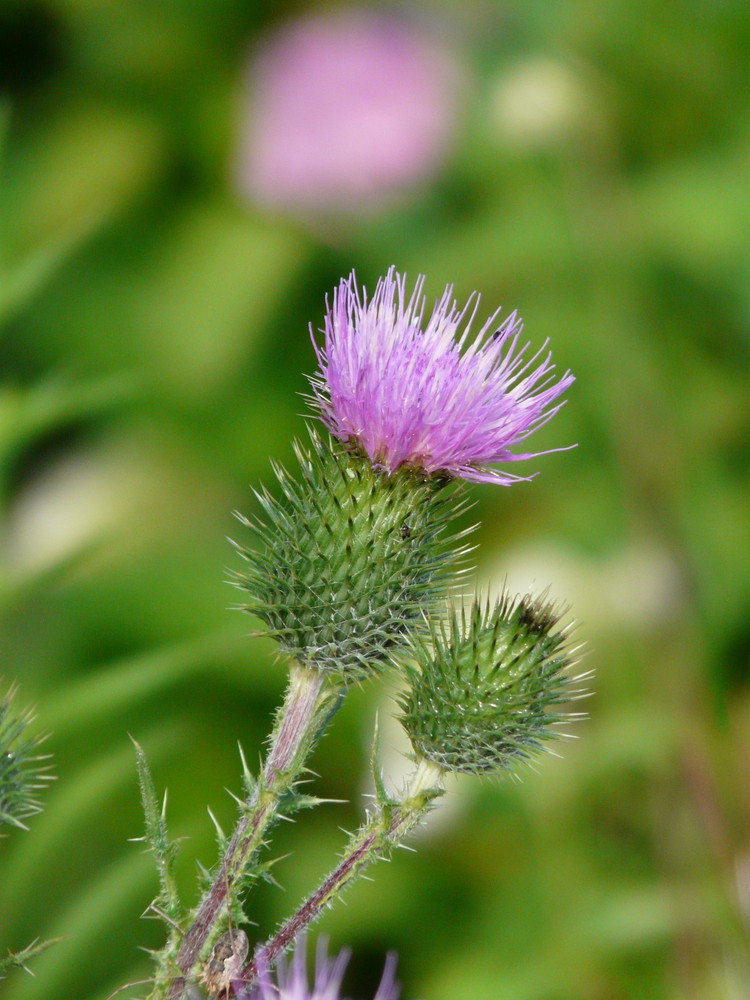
398,593,588,775
231,429,471,682
0,683,53,831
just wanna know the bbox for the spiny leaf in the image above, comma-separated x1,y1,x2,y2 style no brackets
207,806,227,848
256,854,288,890
280,791,345,814
238,742,255,800
0,936,61,979
131,738,182,929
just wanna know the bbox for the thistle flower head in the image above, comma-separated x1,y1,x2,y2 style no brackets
238,936,400,1000
309,268,574,485
398,594,587,775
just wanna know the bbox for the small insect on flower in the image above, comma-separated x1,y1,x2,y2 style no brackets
309,267,575,485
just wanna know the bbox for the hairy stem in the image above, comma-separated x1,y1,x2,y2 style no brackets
240,758,445,988
157,664,340,1000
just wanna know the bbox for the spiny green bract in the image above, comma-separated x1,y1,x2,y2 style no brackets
0,683,52,831
230,430,470,681
398,594,587,774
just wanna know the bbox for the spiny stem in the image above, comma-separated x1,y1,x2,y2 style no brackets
160,664,339,1000
240,758,445,987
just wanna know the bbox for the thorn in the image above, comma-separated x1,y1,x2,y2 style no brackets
265,852,292,868
104,978,154,1000
147,905,184,934
207,807,225,841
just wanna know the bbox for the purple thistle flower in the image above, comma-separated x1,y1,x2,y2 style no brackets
236,10,461,217
235,937,400,1000
309,268,575,485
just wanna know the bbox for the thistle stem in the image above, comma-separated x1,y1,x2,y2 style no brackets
159,664,339,1000
240,757,445,987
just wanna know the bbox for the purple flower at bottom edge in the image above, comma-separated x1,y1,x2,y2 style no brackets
234,937,400,1000
308,268,575,486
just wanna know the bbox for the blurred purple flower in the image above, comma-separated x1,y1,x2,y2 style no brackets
309,268,575,485
236,937,400,1000
237,10,460,215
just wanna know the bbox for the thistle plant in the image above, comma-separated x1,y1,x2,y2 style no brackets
138,267,583,1000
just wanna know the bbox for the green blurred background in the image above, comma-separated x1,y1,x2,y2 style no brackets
1,1,749,998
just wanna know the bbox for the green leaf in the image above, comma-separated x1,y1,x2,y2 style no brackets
131,739,182,930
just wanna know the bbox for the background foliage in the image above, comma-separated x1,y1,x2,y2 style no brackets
1,1,749,998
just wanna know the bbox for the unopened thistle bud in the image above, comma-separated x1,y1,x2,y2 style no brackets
231,431,469,682
398,594,587,775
